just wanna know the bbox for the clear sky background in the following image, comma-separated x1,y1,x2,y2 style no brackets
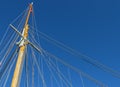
0,0,120,87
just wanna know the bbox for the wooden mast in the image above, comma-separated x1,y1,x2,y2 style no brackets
11,3,33,87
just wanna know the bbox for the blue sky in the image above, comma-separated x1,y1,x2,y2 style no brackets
0,0,120,87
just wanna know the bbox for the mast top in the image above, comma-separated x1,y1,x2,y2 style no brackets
31,2,33,5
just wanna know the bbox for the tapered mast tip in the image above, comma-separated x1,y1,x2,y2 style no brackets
31,2,33,5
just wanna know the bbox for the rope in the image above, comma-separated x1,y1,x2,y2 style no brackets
0,27,16,65
0,47,18,86
67,68,73,87
79,73,85,87
31,45,106,87
30,46,47,87
29,29,120,79
29,38,106,86
0,46,19,79
44,56,62,87
3,52,17,87
48,57,71,86
0,8,27,68
44,56,70,87
28,30,106,86
25,47,29,87
56,60,63,87
32,53,35,87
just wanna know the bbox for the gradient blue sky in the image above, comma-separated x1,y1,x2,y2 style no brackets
0,0,120,87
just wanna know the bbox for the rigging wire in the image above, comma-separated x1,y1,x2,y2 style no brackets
32,52,35,87
30,46,47,87
25,47,29,87
0,30,15,66
29,43,106,87
0,46,19,79
31,8,43,87
50,75,53,87
56,60,64,87
0,7,29,86
28,32,106,87
0,6,28,53
41,49,106,87
67,68,73,87
46,56,71,87
43,55,69,87
31,32,73,87
29,29,120,79
0,8,26,48
0,4,110,86
0,26,10,49
0,8,28,68
47,56,72,87
28,29,106,86
3,52,17,87
0,47,18,86
0,27,14,56
11,8,28,25
0,25,18,65
79,73,85,87
44,56,63,86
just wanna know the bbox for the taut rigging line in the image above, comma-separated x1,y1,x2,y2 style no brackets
30,29,120,79
10,24,106,87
